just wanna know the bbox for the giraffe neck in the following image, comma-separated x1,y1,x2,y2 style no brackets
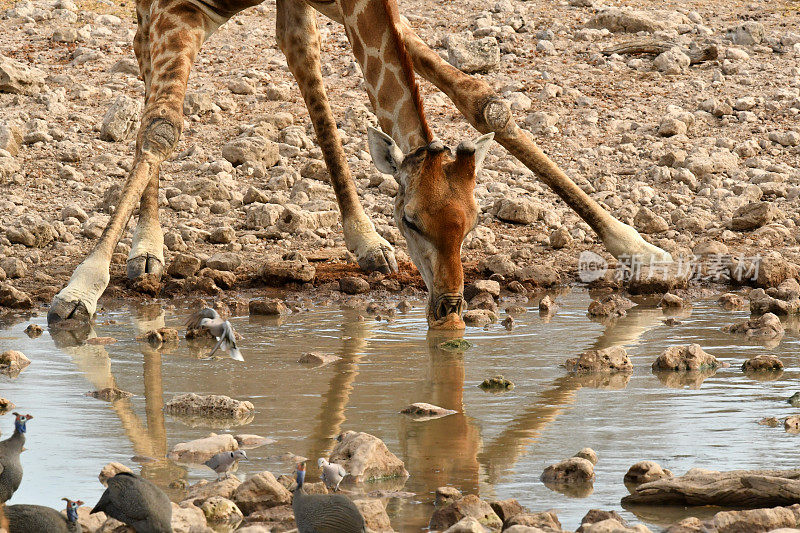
340,0,432,153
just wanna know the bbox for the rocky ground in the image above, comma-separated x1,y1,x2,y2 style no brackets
0,0,799,312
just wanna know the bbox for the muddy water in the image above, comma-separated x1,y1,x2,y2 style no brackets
1,290,799,531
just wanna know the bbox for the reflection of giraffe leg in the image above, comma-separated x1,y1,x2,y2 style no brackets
276,0,397,275
402,338,481,493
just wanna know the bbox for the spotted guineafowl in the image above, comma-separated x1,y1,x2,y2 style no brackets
0,413,32,503
2,497,83,532
292,462,366,533
91,472,172,532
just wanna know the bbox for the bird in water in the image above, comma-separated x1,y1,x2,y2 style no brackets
204,449,247,481
292,462,366,533
186,308,243,361
0,413,32,503
91,472,172,533
2,497,84,532
317,457,347,492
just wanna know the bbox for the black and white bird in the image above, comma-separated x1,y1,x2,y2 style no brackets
291,462,366,533
318,457,347,492
91,472,172,533
0,413,32,504
204,449,247,480
2,497,83,532
186,308,243,361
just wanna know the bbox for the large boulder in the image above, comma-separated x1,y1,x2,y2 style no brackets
200,496,243,528
0,55,46,94
184,477,242,504
624,461,673,485
168,433,238,463
353,499,393,532
723,313,784,340
222,136,280,167
232,470,292,514
100,94,141,142
170,501,209,533
330,431,409,482
585,8,689,33
447,35,500,73
429,494,503,532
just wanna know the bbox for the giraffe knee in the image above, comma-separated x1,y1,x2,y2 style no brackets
481,97,513,135
141,116,180,157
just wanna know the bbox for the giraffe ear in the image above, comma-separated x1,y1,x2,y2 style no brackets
368,127,404,176
472,132,494,172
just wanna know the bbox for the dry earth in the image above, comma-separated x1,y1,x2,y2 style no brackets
1,0,800,311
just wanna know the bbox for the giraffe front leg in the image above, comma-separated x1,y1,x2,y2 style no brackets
343,213,398,274
277,0,397,275
49,0,214,323
127,178,165,281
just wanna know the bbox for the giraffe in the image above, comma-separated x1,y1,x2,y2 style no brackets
47,0,671,330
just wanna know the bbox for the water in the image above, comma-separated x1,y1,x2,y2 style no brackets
1,290,799,531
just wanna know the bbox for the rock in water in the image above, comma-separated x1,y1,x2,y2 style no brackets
330,431,409,482
478,375,514,392
651,344,722,371
400,403,457,420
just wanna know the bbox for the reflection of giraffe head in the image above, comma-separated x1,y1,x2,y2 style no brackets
369,128,493,330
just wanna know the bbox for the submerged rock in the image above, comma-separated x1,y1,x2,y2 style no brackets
718,293,746,310
297,351,340,366
575,448,598,466
659,292,690,309
0,396,14,414
168,433,239,463
429,494,503,532
86,387,133,402
0,349,30,376
538,295,557,314
463,309,498,326
651,344,722,371
587,294,635,318
624,461,673,485
330,430,409,482
758,417,780,428
234,434,274,449
723,312,785,340
479,375,514,392
439,338,473,352
742,355,785,373
23,324,43,338
784,416,800,433
787,392,800,407
564,346,632,374
249,298,288,316
400,402,457,420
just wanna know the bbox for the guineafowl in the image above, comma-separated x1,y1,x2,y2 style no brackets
2,497,83,532
91,472,172,533
186,308,243,361
204,449,247,480
318,457,348,492
292,462,366,533
0,413,32,503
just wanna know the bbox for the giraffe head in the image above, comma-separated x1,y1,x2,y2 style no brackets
369,127,494,329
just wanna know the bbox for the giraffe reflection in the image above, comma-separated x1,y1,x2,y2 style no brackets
48,304,184,493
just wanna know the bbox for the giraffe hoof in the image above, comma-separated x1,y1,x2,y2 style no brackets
357,243,398,275
47,294,93,324
126,254,164,281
